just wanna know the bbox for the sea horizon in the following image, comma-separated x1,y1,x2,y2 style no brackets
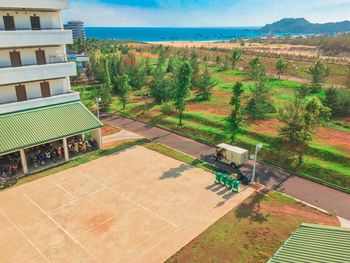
85,27,265,42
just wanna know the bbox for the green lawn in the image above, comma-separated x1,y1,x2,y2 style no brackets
166,191,339,263
166,192,339,263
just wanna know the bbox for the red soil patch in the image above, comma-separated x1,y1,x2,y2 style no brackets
133,51,159,59
343,117,350,123
187,103,230,116
316,127,350,152
102,124,121,136
247,119,281,136
259,204,338,226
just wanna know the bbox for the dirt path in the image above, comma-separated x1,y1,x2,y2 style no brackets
101,114,350,220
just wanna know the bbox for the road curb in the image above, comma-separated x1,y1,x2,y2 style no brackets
278,192,333,216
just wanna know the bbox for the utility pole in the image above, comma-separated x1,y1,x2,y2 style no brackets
251,143,263,183
96,97,101,119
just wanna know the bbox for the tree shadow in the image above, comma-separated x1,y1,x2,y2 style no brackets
160,163,194,180
234,193,268,224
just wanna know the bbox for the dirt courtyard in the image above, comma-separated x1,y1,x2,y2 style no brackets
0,146,253,263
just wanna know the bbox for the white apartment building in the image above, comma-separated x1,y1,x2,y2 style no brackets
0,0,102,176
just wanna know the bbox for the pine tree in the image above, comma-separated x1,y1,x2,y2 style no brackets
98,59,112,111
246,80,275,119
229,82,244,143
279,86,331,164
308,60,328,88
119,74,132,109
196,69,218,100
173,62,193,125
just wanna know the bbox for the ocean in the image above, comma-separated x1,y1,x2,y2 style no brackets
85,27,264,42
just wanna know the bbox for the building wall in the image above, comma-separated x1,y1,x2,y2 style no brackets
0,78,70,104
0,46,66,67
0,2,76,111
0,10,62,30
0,0,69,11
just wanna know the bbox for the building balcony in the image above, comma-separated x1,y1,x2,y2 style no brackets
0,0,69,11
0,29,73,48
0,62,77,86
0,92,80,115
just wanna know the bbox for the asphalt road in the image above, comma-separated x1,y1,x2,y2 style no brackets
102,114,350,220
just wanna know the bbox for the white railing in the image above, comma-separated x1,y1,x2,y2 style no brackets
0,62,77,86
0,0,69,10
0,29,73,48
0,92,80,115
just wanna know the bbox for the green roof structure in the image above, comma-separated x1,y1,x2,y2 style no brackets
0,102,103,155
268,223,350,263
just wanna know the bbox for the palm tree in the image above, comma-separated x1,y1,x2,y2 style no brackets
276,57,289,79
230,48,242,70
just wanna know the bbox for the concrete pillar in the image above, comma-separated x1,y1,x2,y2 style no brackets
63,138,69,162
20,149,29,175
92,128,103,150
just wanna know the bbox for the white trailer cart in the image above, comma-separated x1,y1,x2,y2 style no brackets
214,143,249,168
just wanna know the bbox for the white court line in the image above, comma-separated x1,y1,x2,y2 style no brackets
23,193,99,263
126,225,172,255
25,174,87,197
55,183,76,198
0,209,51,263
85,216,115,233
137,226,183,259
49,187,106,213
84,175,179,229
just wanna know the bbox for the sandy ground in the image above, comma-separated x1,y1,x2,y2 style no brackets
0,146,254,263
153,41,320,57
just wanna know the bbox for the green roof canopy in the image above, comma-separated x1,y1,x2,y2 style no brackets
268,223,350,263
0,102,102,155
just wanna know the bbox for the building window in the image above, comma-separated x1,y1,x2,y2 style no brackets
40,82,51,98
30,15,41,30
3,15,15,31
35,49,46,65
15,84,27,102
10,50,22,67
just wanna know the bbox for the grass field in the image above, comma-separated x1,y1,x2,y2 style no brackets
73,63,350,191
166,191,339,263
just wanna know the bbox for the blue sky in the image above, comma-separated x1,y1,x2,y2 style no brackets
63,0,350,27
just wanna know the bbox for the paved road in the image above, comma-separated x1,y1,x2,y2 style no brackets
102,114,350,220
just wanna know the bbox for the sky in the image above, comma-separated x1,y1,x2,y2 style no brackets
62,0,350,27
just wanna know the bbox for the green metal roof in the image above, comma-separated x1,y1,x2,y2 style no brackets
269,223,350,263
0,102,103,155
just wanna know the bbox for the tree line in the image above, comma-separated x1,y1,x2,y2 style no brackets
81,40,349,165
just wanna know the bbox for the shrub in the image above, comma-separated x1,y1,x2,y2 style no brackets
161,102,175,115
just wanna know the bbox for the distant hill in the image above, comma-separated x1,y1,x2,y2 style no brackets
259,18,350,34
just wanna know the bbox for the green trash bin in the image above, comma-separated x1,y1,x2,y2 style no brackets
221,173,229,186
215,172,222,184
233,180,240,193
226,177,234,189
